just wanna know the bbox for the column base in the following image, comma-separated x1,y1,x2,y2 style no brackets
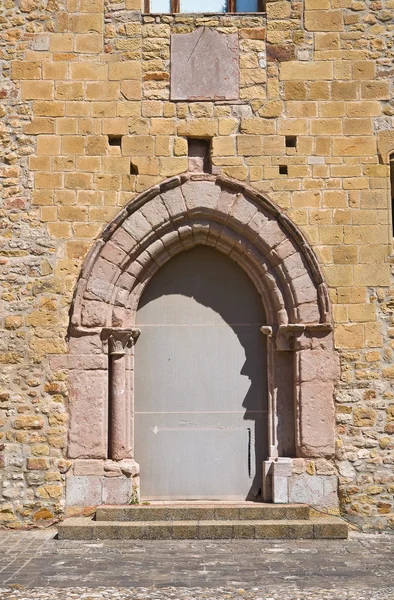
263,457,339,508
65,459,140,512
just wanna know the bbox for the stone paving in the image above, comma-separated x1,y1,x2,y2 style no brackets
0,529,393,598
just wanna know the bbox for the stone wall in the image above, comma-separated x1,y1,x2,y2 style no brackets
0,0,393,530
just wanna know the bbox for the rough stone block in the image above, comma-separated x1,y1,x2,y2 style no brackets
305,10,343,31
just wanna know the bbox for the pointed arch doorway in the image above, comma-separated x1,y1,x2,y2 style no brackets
135,246,267,501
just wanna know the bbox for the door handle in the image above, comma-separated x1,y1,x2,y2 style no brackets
247,427,252,478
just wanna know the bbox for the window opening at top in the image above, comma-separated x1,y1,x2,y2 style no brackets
147,0,262,13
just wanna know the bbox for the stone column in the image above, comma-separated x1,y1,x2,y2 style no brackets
106,328,140,461
260,326,278,459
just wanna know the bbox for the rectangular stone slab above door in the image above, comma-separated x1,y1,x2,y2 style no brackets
170,28,240,101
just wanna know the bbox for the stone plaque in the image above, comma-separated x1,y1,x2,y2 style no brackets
171,28,239,101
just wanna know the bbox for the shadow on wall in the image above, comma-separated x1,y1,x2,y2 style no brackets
136,245,268,500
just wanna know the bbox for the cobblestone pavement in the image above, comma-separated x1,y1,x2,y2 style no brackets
0,529,393,599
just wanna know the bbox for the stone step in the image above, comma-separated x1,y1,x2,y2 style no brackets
95,503,310,522
58,516,348,540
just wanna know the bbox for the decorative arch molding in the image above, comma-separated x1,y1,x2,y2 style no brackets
70,174,330,331
65,174,339,507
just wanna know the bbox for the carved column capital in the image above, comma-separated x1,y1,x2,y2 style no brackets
103,328,141,356
262,323,333,352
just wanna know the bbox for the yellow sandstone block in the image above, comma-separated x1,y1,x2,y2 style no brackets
79,0,103,12
240,119,275,135
69,14,103,34
43,62,68,81
75,34,103,53
11,61,41,80
280,61,333,81
305,0,330,8
346,101,381,117
343,118,373,135
278,119,308,135
102,157,131,174
308,81,330,100
77,157,101,173
59,206,88,221
50,33,73,53
283,81,307,100
314,33,340,50
365,323,383,348
56,82,84,101
102,118,128,135
311,119,342,135
331,81,358,100
35,172,63,189
361,81,390,100
319,102,346,117
320,225,344,245
125,0,143,7
62,136,85,155
333,245,358,264
25,118,55,134
177,119,217,137
70,62,108,81
86,83,120,101
156,136,172,156
40,207,57,222
237,135,262,156
353,264,390,286
335,324,365,349
122,136,154,156
65,173,93,190
286,102,317,118
56,118,78,135
333,136,376,156
47,223,72,239
150,119,177,135
159,157,188,177
37,135,61,156
352,61,375,80
305,10,344,31
21,81,53,100
218,118,238,135
109,62,141,81
212,137,236,157
348,304,376,323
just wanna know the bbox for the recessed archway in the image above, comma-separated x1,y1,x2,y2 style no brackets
65,174,339,507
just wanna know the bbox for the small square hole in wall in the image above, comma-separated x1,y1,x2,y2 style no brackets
130,161,139,175
108,136,122,147
285,136,297,149
279,165,288,175
188,138,211,174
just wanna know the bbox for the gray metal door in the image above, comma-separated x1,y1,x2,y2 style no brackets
135,247,267,500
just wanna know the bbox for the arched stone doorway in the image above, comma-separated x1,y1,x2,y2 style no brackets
65,174,339,508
